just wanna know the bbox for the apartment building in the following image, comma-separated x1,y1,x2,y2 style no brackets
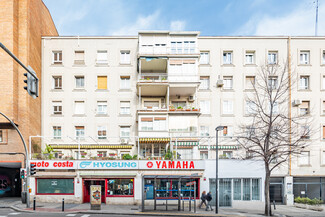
0,0,57,197
39,32,325,206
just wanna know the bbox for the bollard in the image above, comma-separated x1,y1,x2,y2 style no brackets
33,197,36,210
62,198,64,212
273,200,276,210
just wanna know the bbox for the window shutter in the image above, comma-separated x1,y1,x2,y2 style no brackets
223,127,228,135
300,101,309,109
154,117,166,120
169,59,183,64
323,126,325,139
141,118,153,122
75,126,84,130
183,59,196,64
97,76,107,89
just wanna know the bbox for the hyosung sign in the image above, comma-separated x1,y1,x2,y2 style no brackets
30,160,205,170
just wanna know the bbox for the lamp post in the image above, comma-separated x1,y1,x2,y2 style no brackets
215,126,224,214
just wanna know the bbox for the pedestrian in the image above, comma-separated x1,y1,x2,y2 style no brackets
199,190,207,209
206,191,213,211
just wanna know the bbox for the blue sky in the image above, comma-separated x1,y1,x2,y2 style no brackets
43,0,324,36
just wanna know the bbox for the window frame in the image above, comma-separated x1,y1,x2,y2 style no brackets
120,76,131,90
199,52,210,65
36,178,74,195
120,101,131,115
53,76,62,90
267,51,278,65
97,126,107,140
199,76,210,90
75,126,85,140
245,51,255,65
223,51,233,65
299,75,310,90
75,76,85,89
106,178,134,197
223,76,233,90
52,101,62,115
52,51,62,65
120,50,131,64
300,51,310,65
53,126,62,139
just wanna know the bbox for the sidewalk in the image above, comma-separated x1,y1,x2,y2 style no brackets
2,198,325,217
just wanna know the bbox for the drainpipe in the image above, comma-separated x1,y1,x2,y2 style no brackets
288,36,292,176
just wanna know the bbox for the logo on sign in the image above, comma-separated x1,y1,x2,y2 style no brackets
79,161,92,168
147,162,153,168
92,190,101,200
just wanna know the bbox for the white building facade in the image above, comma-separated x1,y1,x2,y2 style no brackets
39,32,325,206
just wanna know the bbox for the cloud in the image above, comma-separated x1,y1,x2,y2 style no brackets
236,0,324,36
110,11,162,35
170,21,186,31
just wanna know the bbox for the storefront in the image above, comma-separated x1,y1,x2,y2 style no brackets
28,159,264,208
0,162,22,197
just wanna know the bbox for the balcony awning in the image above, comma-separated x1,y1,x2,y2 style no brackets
173,141,199,146
139,138,170,143
198,145,239,150
50,145,132,149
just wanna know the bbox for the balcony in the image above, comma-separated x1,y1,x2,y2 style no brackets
168,106,200,114
139,46,199,56
169,131,198,137
138,73,168,83
137,104,168,114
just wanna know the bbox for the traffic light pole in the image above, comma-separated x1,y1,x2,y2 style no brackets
0,112,30,208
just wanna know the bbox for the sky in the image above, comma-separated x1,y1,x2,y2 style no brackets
43,0,324,36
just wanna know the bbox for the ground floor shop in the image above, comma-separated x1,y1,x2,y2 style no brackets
28,159,265,208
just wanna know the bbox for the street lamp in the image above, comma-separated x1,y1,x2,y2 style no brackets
215,126,224,214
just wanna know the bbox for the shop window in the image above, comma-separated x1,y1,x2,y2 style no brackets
233,179,241,200
252,178,260,200
107,179,134,196
243,178,251,200
37,178,74,194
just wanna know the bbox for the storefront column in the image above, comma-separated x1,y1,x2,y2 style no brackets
284,176,294,205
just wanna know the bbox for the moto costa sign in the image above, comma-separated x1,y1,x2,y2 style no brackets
31,160,205,170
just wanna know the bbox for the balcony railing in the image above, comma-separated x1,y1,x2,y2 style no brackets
139,46,199,55
138,73,168,82
168,74,199,82
169,131,198,137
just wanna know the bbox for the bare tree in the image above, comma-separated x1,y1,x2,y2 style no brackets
237,63,313,216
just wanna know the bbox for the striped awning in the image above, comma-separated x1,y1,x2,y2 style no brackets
139,138,170,143
50,145,132,149
173,141,199,146
198,145,239,150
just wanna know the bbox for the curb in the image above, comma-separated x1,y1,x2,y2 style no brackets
6,205,242,217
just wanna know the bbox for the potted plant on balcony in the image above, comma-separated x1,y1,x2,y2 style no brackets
169,105,175,111
192,107,199,111
177,106,183,111
185,107,191,111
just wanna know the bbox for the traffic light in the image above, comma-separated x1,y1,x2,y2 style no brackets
30,163,36,176
20,168,25,179
23,66,39,99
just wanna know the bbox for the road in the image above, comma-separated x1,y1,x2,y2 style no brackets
0,209,160,217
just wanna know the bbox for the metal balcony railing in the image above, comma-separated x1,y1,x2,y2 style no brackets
138,73,168,82
139,46,199,55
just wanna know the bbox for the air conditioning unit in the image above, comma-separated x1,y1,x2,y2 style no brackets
120,138,129,144
188,95,195,102
217,80,224,87
293,99,301,106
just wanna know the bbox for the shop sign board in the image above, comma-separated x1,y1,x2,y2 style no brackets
30,160,205,170
90,185,101,210
139,160,205,170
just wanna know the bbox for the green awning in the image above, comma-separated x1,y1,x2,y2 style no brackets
174,141,199,146
198,145,238,150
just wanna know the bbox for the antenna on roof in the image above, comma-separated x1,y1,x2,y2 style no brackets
315,0,319,36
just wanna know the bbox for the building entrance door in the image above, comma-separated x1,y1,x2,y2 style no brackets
270,178,283,204
83,180,105,203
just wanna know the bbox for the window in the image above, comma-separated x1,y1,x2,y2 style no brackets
97,151,107,157
200,151,208,160
97,101,107,115
53,76,62,89
200,100,210,114
107,179,134,196
199,76,209,90
299,76,309,90
171,41,183,54
322,126,325,140
223,100,233,115
120,101,130,114
223,126,233,137
223,151,233,159
322,50,325,64
37,179,73,194
268,51,277,65
172,101,186,109
223,51,233,64
120,50,130,64
52,101,62,115
200,126,209,137
300,51,310,64
144,101,160,110
245,101,257,115
53,126,61,139
97,50,108,64
271,102,279,114
233,179,241,200
200,52,209,64
245,51,255,64
75,76,84,89
120,76,130,89
184,41,196,53
243,178,251,200
301,125,310,139
153,117,167,131
298,151,310,165
322,151,325,164
268,76,278,90
0,130,7,144
97,76,107,90
74,101,85,115
75,126,85,139
52,51,62,64
322,101,325,115
0,130,2,142
252,179,260,200
120,126,130,139
300,101,310,115
245,76,255,90
74,51,85,65
322,75,325,90
223,76,233,90
141,118,153,131
97,126,107,139
141,117,167,132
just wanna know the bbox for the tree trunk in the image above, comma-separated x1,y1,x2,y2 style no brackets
264,164,272,216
